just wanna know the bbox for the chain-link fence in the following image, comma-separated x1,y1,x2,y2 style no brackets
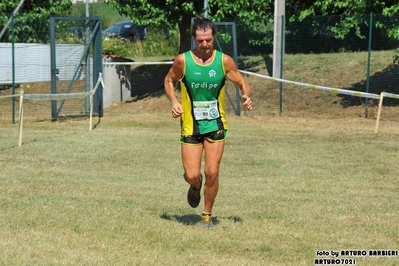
219,14,399,121
0,8,102,124
2,12,399,123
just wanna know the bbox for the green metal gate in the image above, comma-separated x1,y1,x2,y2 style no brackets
50,16,103,119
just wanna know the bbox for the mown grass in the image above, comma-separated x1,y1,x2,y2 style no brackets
1,111,398,265
1,7,396,264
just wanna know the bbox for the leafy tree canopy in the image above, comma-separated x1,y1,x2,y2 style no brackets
0,0,72,42
297,0,399,18
106,0,399,52
295,0,399,39
106,0,274,53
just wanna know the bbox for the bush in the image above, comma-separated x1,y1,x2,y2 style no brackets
102,31,179,59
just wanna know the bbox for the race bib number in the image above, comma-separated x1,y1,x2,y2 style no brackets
193,100,220,120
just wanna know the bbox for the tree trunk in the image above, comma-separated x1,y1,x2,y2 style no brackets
178,15,193,54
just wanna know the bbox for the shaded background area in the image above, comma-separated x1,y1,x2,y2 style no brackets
340,64,399,107
129,64,171,100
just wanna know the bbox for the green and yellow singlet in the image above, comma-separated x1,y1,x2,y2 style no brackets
179,50,228,135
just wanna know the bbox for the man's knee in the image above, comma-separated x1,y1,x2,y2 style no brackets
184,172,201,184
204,170,219,184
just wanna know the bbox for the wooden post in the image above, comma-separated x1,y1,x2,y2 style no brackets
18,89,24,146
374,92,384,135
89,90,93,131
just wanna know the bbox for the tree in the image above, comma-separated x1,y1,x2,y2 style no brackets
105,0,273,53
297,0,398,17
295,0,399,40
0,0,73,43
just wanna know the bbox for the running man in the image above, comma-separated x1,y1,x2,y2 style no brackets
164,16,253,228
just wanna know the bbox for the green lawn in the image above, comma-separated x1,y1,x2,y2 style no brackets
0,111,398,265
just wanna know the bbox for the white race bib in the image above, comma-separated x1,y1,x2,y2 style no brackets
193,100,220,120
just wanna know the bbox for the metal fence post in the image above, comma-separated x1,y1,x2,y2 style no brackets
279,15,285,115
11,13,15,124
365,12,373,118
50,17,57,119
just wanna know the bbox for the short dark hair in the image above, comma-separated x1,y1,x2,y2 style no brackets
191,16,217,37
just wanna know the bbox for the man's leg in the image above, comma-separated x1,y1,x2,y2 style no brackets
202,140,225,214
182,144,204,208
181,144,203,189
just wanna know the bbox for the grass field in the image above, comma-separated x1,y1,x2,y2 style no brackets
2,4,398,263
1,106,398,265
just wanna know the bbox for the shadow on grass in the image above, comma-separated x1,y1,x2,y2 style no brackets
160,213,202,225
340,64,399,107
160,212,243,226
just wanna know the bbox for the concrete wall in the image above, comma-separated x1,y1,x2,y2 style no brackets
102,56,132,108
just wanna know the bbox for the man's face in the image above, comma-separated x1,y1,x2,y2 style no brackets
194,28,214,55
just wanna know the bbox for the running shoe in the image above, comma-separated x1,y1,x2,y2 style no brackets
187,174,202,208
201,212,214,228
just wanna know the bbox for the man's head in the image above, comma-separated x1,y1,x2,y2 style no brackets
191,16,217,37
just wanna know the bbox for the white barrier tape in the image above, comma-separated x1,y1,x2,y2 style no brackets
92,73,103,95
24,91,90,100
0,69,394,102
102,64,387,100
0,92,90,100
103,61,173,66
100,76,105,91
239,70,381,100
381,92,399,99
0,73,103,101
0,94,21,99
